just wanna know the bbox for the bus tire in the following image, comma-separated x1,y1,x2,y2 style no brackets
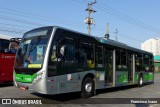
81,77,95,98
138,75,143,87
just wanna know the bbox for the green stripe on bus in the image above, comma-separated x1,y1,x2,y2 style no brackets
144,73,154,81
14,73,37,83
118,72,128,84
148,73,154,81
134,73,139,82
134,73,154,82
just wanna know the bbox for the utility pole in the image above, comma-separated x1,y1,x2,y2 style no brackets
114,29,118,41
85,0,97,35
105,23,110,39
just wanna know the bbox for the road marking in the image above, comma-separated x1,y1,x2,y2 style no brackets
149,104,158,107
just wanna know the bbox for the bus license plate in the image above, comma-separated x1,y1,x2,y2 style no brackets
20,86,27,90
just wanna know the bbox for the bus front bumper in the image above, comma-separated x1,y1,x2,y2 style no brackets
14,79,48,94
15,81,33,91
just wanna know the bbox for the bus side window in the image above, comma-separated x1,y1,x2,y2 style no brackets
79,41,94,70
0,39,10,52
50,41,66,62
56,37,76,75
56,38,66,62
48,42,58,77
95,45,104,68
121,50,127,69
135,53,143,72
143,54,150,71
116,49,121,70
64,43,75,63
56,37,75,63
2,39,10,50
116,49,127,71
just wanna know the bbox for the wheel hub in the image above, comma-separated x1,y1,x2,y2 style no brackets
85,83,92,92
140,77,143,85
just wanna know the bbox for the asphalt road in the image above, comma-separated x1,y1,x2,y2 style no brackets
0,73,160,107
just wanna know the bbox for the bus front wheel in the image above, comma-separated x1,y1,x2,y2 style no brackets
81,77,95,98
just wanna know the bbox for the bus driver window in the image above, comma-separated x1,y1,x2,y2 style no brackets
58,44,65,62
51,43,65,62
51,45,57,61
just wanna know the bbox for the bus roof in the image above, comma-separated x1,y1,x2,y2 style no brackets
54,26,152,55
25,26,153,56
100,38,153,55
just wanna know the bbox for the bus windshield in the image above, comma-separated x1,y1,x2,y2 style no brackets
15,28,52,69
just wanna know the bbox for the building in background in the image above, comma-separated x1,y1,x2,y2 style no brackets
141,38,160,56
141,38,160,73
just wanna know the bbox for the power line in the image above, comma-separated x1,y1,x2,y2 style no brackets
0,0,152,47
96,1,160,33
118,33,143,42
0,22,33,29
0,15,44,26
0,4,102,35
0,26,26,32
72,0,158,33
0,28,25,34
95,6,160,33
70,0,86,4
0,6,84,28
108,30,144,42
71,0,148,43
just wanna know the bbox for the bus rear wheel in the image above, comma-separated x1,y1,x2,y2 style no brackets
81,77,95,98
138,76,143,87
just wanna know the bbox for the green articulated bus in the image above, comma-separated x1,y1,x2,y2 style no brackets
14,26,154,98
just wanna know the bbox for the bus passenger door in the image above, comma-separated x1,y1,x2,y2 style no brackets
127,52,133,83
95,45,105,85
104,48,113,86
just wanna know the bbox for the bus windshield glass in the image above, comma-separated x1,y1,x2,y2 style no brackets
15,28,52,69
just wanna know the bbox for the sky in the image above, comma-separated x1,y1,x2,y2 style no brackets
0,0,160,49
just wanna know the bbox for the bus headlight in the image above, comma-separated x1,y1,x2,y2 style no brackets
33,72,44,84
